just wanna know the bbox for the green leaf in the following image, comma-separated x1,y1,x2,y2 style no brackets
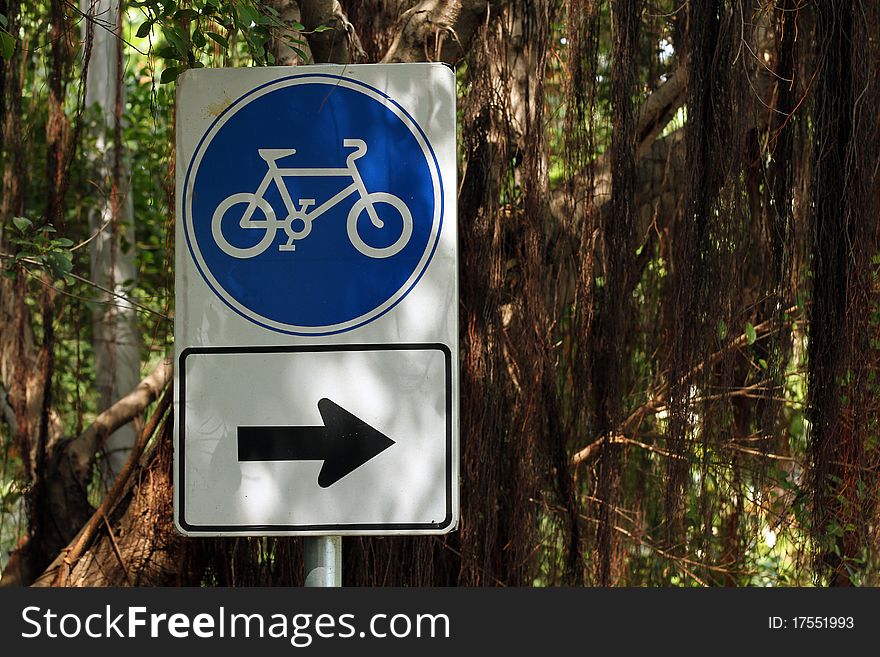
44,251,73,277
290,46,309,62
159,0,177,17
716,319,727,341
173,7,199,20
745,322,756,345
0,13,8,28
192,29,206,48
0,29,14,59
136,20,153,38
206,31,227,47
160,65,183,84
246,31,267,51
156,45,180,60
161,24,187,56
238,5,260,25
311,25,333,33
12,216,32,232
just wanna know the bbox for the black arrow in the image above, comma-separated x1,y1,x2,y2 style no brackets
237,398,395,488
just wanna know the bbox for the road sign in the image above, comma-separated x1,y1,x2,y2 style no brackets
174,64,458,536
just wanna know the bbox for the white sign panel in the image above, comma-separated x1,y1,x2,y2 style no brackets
174,64,458,536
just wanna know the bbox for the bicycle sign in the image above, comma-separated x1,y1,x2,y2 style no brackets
212,139,412,260
180,71,444,335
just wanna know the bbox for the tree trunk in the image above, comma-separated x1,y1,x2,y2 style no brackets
82,0,141,482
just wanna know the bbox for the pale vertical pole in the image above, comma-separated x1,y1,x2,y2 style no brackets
304,536,342,587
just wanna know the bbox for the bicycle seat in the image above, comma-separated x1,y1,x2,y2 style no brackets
258,148,297,161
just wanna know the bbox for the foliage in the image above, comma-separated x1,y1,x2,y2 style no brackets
129,0,311,80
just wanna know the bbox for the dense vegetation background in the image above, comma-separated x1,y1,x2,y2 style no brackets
0,0,878,587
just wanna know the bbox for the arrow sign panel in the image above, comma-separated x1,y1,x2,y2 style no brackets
237,398,395,487
176,345,455,534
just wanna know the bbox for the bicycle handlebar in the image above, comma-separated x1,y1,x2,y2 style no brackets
343,139,368,163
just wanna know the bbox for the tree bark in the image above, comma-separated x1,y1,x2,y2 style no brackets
381,0,492,65
299,0,364,63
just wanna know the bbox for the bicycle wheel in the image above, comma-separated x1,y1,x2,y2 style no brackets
211,193,278,259
347,192,413,259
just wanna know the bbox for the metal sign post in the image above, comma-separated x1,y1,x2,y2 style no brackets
304,536,342,587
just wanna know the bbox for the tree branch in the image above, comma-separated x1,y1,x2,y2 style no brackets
66,356,171,485
0,357,172,587
381,0,491,65
34,386,172,587
571,305,801,467
635,66,688,158
552,63,688,222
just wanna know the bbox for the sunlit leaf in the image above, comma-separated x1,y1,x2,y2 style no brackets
12,216,32,233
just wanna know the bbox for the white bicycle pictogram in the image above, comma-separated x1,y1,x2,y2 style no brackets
211,139,413,259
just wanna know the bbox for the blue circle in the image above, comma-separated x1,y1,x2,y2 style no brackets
184,75,442,335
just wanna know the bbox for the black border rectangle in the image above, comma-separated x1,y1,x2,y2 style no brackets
176,343,454,535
